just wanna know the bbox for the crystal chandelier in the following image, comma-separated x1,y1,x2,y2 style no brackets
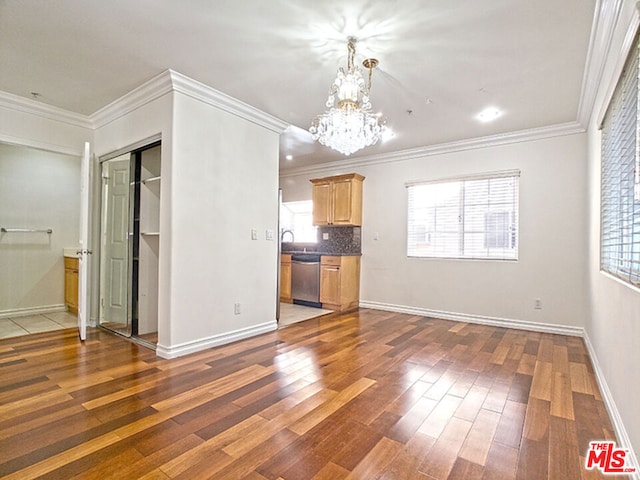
309,39,386,156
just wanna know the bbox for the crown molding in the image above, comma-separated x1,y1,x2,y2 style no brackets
89,69,289,134
577,0,624,127
89,70,175,128
0,90,92,129
280,121,585,177
1,69,289,134
169,71,289,134
595,2,640,128
0,133,85,156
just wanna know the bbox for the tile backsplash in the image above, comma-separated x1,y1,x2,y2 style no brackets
281,226,362,255
316,226,361,254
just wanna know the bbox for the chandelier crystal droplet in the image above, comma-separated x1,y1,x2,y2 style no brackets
309,40,387,156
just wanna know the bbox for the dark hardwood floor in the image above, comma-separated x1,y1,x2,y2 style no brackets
0,309,620,479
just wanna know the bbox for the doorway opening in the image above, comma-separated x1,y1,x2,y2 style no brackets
0,142,82,338
98,142,160,346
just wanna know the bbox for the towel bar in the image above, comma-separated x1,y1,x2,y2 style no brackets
1,227,53,234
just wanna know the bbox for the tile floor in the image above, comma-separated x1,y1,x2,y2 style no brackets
0,311,77,339
0,305,324,339
278,302,333,326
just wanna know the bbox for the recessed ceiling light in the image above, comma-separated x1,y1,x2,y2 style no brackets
381,128,395,142
285,154,293,161
477,107,502,123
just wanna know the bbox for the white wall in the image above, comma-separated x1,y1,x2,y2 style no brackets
586,0,640,460
0,143,80,316
167,91,280,350
92,84,282,356
93,92,173,340
281,132,589,329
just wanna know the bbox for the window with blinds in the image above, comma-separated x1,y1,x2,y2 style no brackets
407,171,519,260
601,32,640,286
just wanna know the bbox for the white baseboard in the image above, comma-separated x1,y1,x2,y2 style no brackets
155,320,278,359
359,301,585,337
582,332,640,480
0,304,67,320
360,300,638,477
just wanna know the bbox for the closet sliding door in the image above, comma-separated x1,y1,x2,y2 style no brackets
99,153,133,336
98,141,160,342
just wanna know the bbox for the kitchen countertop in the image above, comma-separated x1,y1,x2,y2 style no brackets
63,247,80,258
281,251,361,256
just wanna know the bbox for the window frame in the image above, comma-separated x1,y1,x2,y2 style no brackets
280,200,318,243
406,170,520,261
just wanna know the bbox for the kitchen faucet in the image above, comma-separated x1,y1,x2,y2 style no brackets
281,229,294,243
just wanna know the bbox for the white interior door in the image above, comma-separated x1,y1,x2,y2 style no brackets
77,142,91,340
99,154,132,334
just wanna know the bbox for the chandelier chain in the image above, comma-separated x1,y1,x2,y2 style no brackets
347,40,356,71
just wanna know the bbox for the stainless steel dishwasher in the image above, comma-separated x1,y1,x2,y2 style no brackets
291,254,322,307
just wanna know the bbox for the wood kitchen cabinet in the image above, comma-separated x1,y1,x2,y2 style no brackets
320,255,360,312
64,256,79,314
280,254,292,303
310,173,364,226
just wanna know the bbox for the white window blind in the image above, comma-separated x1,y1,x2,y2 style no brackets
407,171,519,260
601,32,640,286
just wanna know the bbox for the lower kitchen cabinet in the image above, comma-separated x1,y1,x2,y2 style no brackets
64,256,79,314
280,254,292,303
320,255,360,312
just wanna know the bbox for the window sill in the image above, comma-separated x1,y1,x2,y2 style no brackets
599,270,640,295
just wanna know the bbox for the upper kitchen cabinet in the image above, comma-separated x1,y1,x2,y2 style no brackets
310,173,365,226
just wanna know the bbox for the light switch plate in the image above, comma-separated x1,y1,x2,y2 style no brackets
266,229,274,241
251,229,258,240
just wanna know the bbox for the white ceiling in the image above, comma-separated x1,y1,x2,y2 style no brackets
0,0,596,170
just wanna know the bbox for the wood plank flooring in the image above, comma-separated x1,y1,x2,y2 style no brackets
0,309,621,479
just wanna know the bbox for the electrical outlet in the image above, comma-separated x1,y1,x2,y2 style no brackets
323,232,329,240
234,303,241,315
534,298,542,310
266,229,274,241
